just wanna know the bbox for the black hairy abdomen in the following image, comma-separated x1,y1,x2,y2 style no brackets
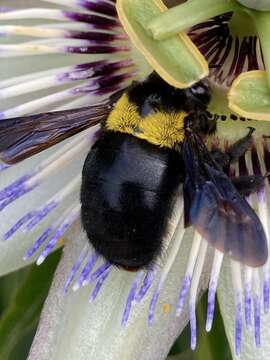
80,132,183,268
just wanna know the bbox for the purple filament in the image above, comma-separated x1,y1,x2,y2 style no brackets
89,269,111,303
263,279,270,313
235,300,242,357
263,138,270,185
244,286,252,329
176,275,191,316
0,174,32,202
64,247,89,294
189,13,262,87
66,31,121,42
94,73,132,91
38,221,71,262
251,145,262,176
3,211,36,240
238,153,249,176
206,281,217,331
24,227,53,260
64,44,128,55
189,302,197,350
135,269,156,303
75,251,99,288
0,183,36,212
257,188,266,204
63,11,119,29
122,272,142,327
148,286,160,326
24,201,58,231
0,163,11,171
253,295,261,347
36,205,80,264
77,0,117,17
57,59,132,82
90,261,111,282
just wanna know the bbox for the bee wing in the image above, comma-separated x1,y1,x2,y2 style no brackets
0,87,127,164
0,105,110,164
182,137,268,267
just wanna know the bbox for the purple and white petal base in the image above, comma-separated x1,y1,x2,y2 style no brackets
206,250,223,332
189,12,264,87
2,128,270,355
0,1,140,116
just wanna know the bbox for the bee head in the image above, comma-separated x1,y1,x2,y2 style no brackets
128,72,187,116
128,72,211,116
184,80,211,110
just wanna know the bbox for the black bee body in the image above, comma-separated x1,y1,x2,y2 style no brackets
81,132,182,268
81,72,268,270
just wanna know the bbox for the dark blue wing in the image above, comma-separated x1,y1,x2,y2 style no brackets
182,135,268,267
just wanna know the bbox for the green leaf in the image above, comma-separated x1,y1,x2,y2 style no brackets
0,268,29,315
0,249,62,359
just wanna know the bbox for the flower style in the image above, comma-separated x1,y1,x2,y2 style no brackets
1,1,270,360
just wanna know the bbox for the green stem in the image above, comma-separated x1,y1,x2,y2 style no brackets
147,0,242,40
250,10,270,88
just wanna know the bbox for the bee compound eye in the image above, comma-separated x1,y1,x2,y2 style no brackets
191,85,207,95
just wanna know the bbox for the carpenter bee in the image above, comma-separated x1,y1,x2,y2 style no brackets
0,72,267,270
80,72,268,269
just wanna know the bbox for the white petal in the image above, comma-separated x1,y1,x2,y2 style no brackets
0,134,87,276
218,260,270,359
0,0,94,275
28,226,211,360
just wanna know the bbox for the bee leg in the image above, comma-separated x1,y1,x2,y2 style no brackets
210,127,255,169
232,174,266,197
226,127,255,163
210,149,230,168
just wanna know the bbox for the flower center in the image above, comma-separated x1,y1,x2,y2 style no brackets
189,11,264,87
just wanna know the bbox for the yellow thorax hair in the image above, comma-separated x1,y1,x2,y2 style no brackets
105,93,186,149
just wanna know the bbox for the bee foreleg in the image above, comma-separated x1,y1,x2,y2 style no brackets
210,127,255,168
226,127,255,163
232,174,265,197
210,149,230,168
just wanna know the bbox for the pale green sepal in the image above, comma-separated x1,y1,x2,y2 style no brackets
249,11,270,88
116,0,208,89
228,70,270,121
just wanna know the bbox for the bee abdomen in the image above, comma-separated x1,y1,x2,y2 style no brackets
80,132,183,268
